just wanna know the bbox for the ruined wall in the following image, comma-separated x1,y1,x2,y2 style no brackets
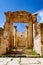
0,28,6,56
0,37,6,56
41,24,43,45
0,26,12,56
33,23,43,56
33,34,41,55
16,32,26,48
41,24,43,55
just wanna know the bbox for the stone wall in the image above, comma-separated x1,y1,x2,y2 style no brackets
33,34,41,55
41,24,43,55
0,36,6,56
0,35,11,56
16,31,28,48
0,28,6,55
41,24,43,45
33,23,43,56
0,41,6,56
0,27,10,56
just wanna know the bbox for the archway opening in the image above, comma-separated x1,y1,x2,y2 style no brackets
12,22,29,48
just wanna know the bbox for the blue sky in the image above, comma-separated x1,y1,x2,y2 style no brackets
0,0,43,32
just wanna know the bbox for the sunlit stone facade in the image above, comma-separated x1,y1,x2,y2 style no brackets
0,10,43,56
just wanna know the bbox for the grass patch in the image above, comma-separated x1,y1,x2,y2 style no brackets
29,50,40,55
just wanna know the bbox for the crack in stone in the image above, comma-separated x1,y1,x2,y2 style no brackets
19,58,21,65
5,58,14,65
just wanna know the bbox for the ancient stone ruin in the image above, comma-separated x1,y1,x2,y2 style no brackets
0,10,43,56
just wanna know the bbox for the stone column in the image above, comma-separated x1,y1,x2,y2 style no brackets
9,22,13,49
25,26,29,48
34,22,37,37
13,26,17,47
29,21,33,48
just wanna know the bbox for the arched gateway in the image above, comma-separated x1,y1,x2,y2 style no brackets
4,11,37,50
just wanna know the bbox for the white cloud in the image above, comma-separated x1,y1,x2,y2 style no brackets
33,9,43,23
38,9,43,23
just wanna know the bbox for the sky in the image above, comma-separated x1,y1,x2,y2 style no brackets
0,0,43,32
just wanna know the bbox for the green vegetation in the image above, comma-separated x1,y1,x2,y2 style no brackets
23,47,40,56
29,50,40,55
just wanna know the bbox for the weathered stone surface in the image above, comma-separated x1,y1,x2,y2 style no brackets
0,10,43,56
33,23,43,56
33,34,41,55
0,58,43,65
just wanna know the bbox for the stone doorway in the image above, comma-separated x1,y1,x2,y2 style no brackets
13,23,29,49
4,10,37,50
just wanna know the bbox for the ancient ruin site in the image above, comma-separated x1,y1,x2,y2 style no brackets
0,10,43,57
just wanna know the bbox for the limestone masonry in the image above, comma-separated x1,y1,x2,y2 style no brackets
0,11,43,56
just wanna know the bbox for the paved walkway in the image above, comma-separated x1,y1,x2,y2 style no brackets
0,58,43,65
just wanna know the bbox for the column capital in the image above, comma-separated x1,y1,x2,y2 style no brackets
14,26,17,28
26,26,29,29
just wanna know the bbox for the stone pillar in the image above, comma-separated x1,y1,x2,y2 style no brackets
34,22,37,37
29,21,33,48
13,26,17,47
33,24,35,38
25,26,29,48
9,22,14,49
